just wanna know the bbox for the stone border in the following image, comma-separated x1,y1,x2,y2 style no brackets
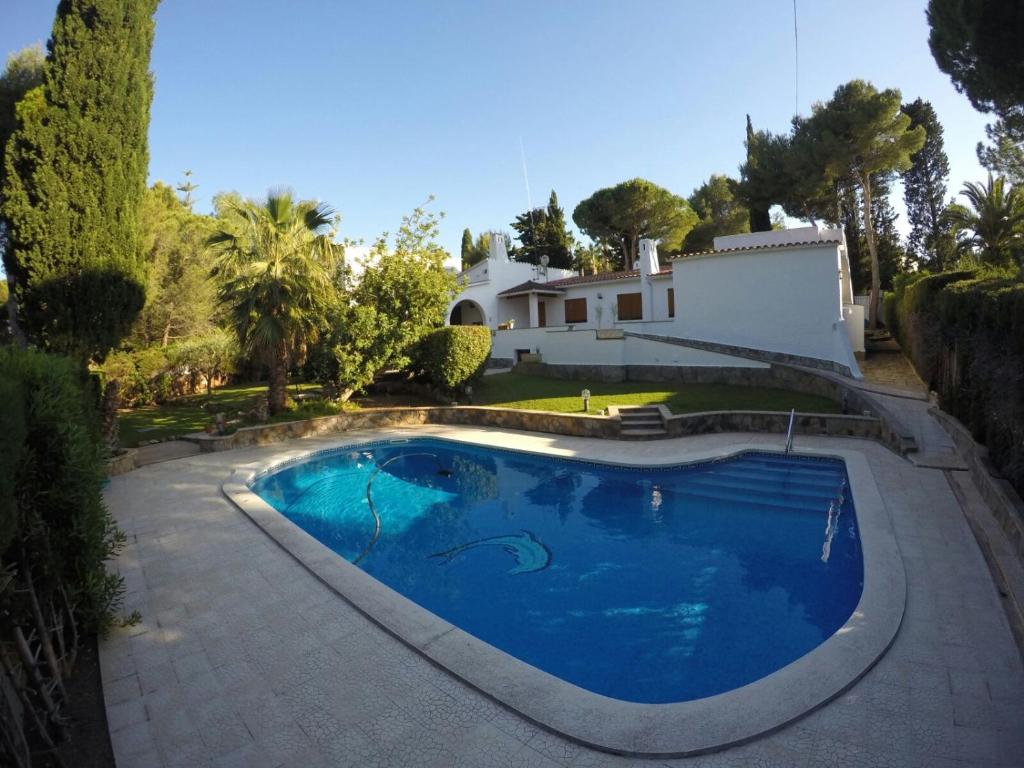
222,429,905,757
106,448,137,477
183,404,898,454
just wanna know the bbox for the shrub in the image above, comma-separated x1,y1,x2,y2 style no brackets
417,326,492,392
0,347,128,635
890,268,1024,497
0,371,26,554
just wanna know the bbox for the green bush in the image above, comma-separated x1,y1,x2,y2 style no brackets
417,326,492,392
98,346,171,406
0,372,26,554
890,268,1024,497
0,347,127,634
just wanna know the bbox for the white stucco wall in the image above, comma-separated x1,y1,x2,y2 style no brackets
491,328,767,368
448,256,574,329
672,244,859,375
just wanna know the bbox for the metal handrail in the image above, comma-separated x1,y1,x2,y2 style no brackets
784,408,796,454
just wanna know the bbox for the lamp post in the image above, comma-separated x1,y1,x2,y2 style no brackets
581,389,591,412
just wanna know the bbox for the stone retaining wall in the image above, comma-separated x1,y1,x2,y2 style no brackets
931,407,1024,561
106,448,138,476
183,404,889,454
515,361,915,453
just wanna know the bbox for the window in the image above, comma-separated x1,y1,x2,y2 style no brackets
616,292,642,321
667,288,675,318
564,297,587,324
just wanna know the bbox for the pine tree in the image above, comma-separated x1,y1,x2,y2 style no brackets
900,99,951,269
864,174,905,291
1,0,158,361
176,169,198,210
741,115,774,232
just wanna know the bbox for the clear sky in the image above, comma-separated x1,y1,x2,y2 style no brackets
2,0,991,260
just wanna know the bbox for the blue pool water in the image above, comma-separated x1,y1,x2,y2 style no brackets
251,438,863,704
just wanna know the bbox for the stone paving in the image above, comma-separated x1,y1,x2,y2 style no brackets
100,427,1024,767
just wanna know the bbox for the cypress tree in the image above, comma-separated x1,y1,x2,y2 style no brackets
460,227,473,269
900,99,951,268
1,0,159,361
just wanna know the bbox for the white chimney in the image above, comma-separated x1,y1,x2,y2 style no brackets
638,239,659,278
488,231,509,261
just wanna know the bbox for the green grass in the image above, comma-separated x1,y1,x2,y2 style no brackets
118,373,841,447
117,382,339,447
472,373,841,415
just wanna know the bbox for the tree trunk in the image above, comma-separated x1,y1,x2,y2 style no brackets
860,173,881,331
5,275,28,349
267,340,289,415
161,319,172,348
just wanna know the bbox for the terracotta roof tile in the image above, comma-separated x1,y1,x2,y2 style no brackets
496,280,567,296
672,239,842,260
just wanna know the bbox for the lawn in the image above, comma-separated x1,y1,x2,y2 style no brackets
117,373,841,447
472,373,841,415
117,382,337,447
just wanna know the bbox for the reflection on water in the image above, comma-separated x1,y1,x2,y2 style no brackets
251,439,864,704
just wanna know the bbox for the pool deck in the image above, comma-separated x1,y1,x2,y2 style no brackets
100,428,1024,767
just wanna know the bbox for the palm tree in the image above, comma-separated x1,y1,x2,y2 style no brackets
945,174,1024,268
208,190,339,414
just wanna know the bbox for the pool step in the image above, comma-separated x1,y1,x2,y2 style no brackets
617,406,668,439
684,475,841,504
674,486,834,514
704,467,845,491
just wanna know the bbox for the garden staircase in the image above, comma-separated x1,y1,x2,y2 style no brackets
616,406,668,439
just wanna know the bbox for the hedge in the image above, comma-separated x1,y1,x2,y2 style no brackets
889,268,1024,496
0,347,128,633
417,326,492,392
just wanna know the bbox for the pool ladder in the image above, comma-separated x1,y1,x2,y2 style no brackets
784,409,796,454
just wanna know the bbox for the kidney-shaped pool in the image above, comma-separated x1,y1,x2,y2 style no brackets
249,437,863,705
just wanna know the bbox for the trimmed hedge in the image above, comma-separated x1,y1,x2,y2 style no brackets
0,347,127,633
417,326,492,392
890,269,1024,496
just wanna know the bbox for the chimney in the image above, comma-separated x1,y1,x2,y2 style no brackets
488,231,509,261
638,239,659,278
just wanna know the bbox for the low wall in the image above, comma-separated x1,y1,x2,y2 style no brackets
931,407,1024,561
514,361,915,454
183,404,888,454
106,448,138,476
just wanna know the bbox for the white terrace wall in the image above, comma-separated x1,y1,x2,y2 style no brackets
672,245,860,375
491,328,767,368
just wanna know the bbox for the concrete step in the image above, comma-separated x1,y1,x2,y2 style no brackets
620,427,668,439
620,416,663,425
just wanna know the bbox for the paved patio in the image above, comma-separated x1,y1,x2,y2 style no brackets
100,427,1024,767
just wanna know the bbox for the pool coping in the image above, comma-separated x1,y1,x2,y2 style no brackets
221,428,906,757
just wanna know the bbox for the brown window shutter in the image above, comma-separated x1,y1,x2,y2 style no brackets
564,297,587,323
617,292,642,321
668,288,675,318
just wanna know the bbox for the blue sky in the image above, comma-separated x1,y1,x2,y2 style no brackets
2,1,990,259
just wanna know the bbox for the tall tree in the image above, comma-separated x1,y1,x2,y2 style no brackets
460,227,474,268
208,190,340,414
900,99,952,269
945,174,1024,268
800,80,925,328
682,174,750,252
1,0,159,361
738,115,781,232
510,190,574,269
864,174,906,290
927,0,1024,134
176,169,198,209
573,178,696,269
131,182,217,348
977,119,1024,186
0,45,44,348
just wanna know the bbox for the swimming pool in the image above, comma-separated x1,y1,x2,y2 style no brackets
250,437,863,705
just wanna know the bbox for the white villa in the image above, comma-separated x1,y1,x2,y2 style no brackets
447,227,865,378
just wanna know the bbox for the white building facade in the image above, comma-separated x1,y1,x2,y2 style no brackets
447,227,865,378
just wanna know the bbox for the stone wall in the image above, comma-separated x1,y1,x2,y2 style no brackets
514,360,915,454
184,404,893,455
931,407,1024,561
106,449,138,476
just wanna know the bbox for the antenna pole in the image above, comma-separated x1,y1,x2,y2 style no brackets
519,138,539,265
793,0,799,116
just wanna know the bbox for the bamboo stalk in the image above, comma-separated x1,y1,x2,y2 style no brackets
58,585,78,668
1,640,59,754
0,648,32,768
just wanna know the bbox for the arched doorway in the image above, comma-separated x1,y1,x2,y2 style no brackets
449,299,486,326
